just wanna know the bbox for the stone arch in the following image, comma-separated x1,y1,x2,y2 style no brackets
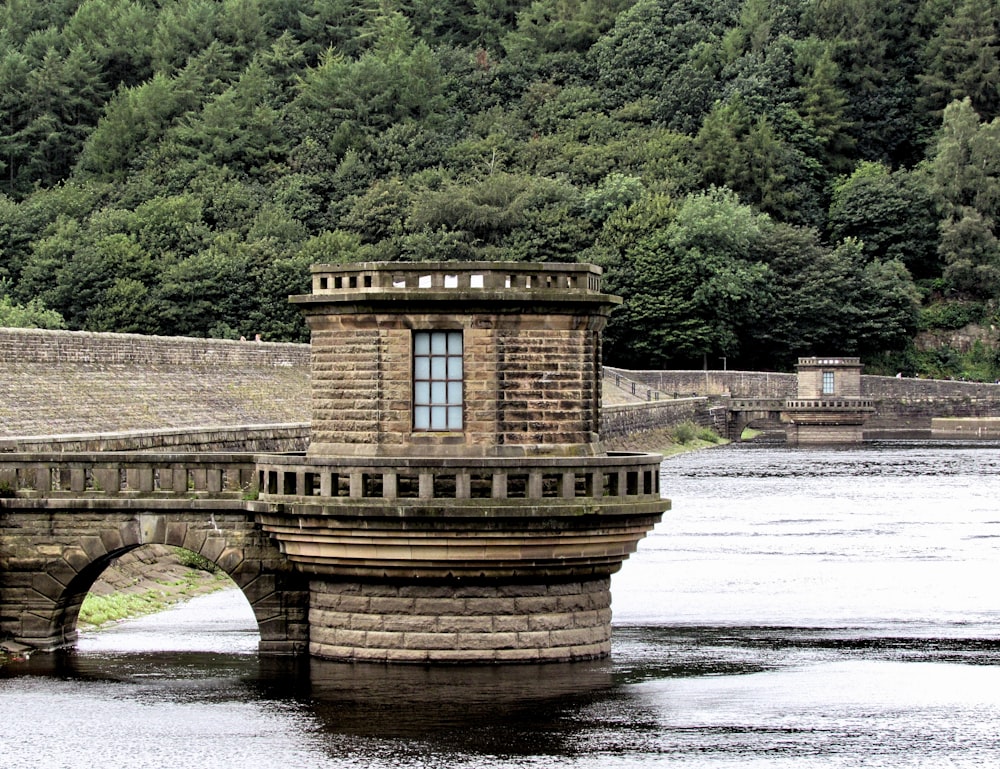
730,410,786,440
5,508,308,653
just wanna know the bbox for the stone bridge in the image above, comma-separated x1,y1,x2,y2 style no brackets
0,447,664,660
0,453,309,653
605,366,1000,440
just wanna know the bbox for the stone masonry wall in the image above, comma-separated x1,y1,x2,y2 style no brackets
309,578,612,663
307,313,601,457
601,398,709,441
613,368,798,399
497,327,597,449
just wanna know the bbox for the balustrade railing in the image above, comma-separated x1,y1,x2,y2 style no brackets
1,451,665,507
308,261,604,295
255,452,663,505
784,399,876,410
0,453,257,498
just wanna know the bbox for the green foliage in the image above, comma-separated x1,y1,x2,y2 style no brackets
918,300,986,331
829,162,940,279
0,0,995,373
670,420,722,445
601,187,769,367
0,287,65,329
929,98,1000,299
171,547,219,573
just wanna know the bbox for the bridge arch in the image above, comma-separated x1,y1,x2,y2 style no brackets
1,505,308,653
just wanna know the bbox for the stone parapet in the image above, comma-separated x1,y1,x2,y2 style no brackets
0,452,258,499
0,424,309,454
306,261,605,295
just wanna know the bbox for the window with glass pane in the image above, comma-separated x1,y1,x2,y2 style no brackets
822,371,835,394
413,331,463,431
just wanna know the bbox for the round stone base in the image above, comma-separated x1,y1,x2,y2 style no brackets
308,578,613,663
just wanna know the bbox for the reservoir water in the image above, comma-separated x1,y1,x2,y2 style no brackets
2,441,999,768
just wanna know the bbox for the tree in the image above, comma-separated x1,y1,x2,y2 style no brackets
828,162,940,280
929,98,1000,298
594,0,739,132
599,187,768,368
0,293,66,329
919,0,1000,122
13,45,109,189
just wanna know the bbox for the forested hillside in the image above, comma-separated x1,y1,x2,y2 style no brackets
1,0,999,378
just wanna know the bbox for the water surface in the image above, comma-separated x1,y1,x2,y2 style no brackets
3,442,999,768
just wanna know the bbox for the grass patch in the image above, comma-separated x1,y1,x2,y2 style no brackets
78,591,172,628
78,568,229,628
670,420,723,446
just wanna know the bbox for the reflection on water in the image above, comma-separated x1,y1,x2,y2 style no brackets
2,442,1000,768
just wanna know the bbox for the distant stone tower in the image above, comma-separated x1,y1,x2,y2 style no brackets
254,262,668,663
784,356,875,444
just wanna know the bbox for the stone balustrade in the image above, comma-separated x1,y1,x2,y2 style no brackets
255,451,662,507
0,453,257,499
251,452,667,588
784,398,877,410
795,356,862,367
308,261,604,295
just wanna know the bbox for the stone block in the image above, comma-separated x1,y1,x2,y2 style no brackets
61,547,90,574
437,614,492,633
516,630,551,649
457,631,517,650
30,573,66,601
382,613,433,633
403,631,459,651
164,522,188,547
216,547,244,573
527,612,576,632
119,520,141,547
492,614,530,633
239,573,276,605
349,613,384,631
99,528,125,554
200,536,226,563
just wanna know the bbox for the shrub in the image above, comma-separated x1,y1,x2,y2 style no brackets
171,547,219,573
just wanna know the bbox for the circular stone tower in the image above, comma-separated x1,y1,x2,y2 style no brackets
254,262,668,663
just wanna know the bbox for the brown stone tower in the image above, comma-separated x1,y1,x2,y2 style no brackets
784,356,875,444
254,262,667,662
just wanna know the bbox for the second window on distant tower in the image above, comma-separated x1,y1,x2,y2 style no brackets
413,330,463,431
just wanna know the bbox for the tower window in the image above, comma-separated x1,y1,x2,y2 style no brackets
413,331,463,431
822,371,835,395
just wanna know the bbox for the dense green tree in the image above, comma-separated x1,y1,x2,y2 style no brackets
599,187,768,368
919,0,1000,122
929,98,1000,298
76,42,236,179
804,0,926,163
0,293,66,329
0,0,994,367
61,0,158,88
12,45,109,189
828,162,940,280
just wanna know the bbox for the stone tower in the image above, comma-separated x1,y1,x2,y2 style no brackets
784,356,875,444
254,261,668,662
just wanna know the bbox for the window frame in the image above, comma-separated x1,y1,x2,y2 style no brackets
412,330,464,432
821,370,835,395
